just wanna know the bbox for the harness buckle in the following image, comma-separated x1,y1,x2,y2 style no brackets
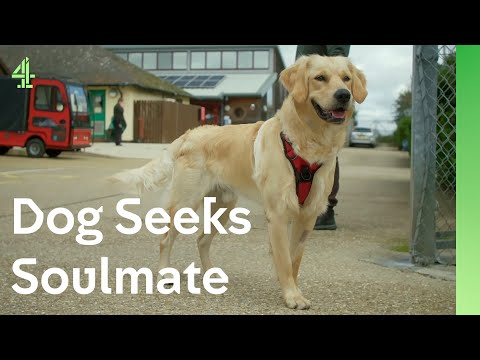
300,165,312,181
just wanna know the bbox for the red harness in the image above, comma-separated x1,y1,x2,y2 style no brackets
280,132,322,206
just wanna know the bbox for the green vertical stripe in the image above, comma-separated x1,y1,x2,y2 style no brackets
457,45,480,314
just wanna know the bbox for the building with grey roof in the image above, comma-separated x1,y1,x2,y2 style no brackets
103,45,287,125
0,45,191,141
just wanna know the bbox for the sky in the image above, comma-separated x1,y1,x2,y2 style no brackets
278,45,413,135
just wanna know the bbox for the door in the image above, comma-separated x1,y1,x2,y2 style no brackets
89,90,106,139
29,80,71,149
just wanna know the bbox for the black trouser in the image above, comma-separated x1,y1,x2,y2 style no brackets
114,128,122,145
328,158,339,208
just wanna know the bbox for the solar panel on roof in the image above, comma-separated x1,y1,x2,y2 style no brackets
186,80,205,87
165,76,181,82
202,80,221,88
174,79,191,86
160,74,225,89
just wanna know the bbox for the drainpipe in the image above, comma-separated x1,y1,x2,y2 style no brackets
220,93,226,126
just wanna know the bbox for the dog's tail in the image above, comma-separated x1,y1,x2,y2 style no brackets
108,149,175,196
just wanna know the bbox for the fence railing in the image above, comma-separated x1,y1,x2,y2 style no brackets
410,45,456,265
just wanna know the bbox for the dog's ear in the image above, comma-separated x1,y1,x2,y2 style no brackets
348,62,368,104
280,56,310,103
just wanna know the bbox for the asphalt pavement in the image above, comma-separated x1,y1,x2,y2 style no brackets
0,145,455,314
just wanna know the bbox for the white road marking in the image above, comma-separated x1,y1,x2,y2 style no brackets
0,168,65,175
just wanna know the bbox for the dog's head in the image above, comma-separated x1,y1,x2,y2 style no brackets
280,55,367,125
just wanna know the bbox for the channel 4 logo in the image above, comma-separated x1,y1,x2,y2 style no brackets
12,57,36,89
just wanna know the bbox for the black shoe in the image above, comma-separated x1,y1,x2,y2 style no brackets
314,207,337,230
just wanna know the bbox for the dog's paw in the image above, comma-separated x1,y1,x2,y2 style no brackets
284,292,311,310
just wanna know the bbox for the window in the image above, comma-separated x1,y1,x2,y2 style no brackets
34,86,63,112
67,85,89,114
254,51,269,69
238,51,253,69
93,95,104,114
234,107,245,118
143,52,157,69
158,52,172,69
173,52,187,69
191,52,206,69
206,51,221,69
128,53,142,68
116,53,128,61
222,51,237,69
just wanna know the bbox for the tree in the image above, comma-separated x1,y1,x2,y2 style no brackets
393,89,412,151
352,109,358,127
394,116,411,153
394,88,412,123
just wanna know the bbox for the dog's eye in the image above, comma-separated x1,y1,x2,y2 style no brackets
315,75,325,81
343,76,351,81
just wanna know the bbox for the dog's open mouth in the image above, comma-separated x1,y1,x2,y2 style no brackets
311,100,346,125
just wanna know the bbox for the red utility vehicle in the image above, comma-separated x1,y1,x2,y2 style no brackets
0,76,92,157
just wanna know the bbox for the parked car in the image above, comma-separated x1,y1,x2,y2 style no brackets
350,127,377,148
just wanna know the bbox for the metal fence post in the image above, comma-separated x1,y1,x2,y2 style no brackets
410,45,439,265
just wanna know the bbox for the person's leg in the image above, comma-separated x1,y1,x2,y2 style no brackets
114,129,121,146
328,157,339,207
314,157,339,230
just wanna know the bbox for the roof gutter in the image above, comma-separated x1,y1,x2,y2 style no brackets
85,82,191,98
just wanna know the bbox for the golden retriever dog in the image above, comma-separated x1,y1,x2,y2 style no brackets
110,54,367,309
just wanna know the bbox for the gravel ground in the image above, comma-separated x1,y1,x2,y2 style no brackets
0,147,455,314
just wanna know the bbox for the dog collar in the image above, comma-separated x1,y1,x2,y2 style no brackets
280,132,322,206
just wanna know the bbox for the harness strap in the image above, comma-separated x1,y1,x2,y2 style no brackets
280,132,322,205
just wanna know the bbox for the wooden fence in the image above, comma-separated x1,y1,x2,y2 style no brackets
134,100,201,143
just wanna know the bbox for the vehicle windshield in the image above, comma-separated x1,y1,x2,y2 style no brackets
353,128,373,133
67,84,88,113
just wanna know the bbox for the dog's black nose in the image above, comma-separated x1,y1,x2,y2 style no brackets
334,89,351,103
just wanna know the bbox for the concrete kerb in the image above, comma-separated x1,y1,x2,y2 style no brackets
8,143,170,160
84,142,169,160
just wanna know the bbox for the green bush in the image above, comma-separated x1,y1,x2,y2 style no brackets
393,116,411,154
377,134,395,145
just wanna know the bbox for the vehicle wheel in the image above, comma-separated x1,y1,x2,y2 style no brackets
26,139,45,158
0,146,10,155
46,149,62,158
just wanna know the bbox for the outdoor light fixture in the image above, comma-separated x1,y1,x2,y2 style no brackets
224,105,231,112
250,103,256,111
109,88,118,98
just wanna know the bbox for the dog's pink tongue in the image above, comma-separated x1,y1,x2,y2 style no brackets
331,110,346,119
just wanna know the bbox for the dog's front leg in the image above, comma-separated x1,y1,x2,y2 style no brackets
267,213,311,310
289,219,313,286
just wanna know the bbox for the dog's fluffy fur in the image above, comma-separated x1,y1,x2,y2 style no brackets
109,55,367,309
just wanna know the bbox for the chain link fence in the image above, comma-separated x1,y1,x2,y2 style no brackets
410,45,456,266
